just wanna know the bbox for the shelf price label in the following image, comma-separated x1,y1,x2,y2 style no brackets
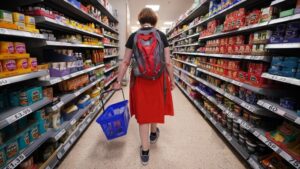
57,151,63,159
57,101,64,108
50,78,61,85
265,140,279,152
240,121,251,131
64,142,71,151
70,136,76,143
87,117,92,123
261,101,286,116
74,91,81,97
70,119,77,125
0,79,9,86
45,166,51,169
6,108,33,124
6,153,26,169
241,102,255,112
288,158,300,169
0,28,8,34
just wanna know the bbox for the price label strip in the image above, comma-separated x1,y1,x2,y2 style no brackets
241,102,256,112
57,151,63,159
57,101,64,108
6,154,26,169
87,117,92,123
45,166,51,169
70,136,76,143
55,129,66,141
64,142,71,151
6,108,33,124
0,79,9,86
248,158,261,169
70,119,77,125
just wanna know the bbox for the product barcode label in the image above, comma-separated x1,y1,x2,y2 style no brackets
288,158,300,169
248,158,260,169
55,129,66,141
57,151,63,159
6,153,26,169
265,140,279,152
87,117,92,123
70,136,76,143
6,108,33,124
0,28,7,34
0,79,9,86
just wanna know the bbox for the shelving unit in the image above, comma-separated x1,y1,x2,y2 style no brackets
1,0,119,168
169,0,300,168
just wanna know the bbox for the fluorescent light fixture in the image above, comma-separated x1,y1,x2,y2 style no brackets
145,4,160,12
164,21,173,25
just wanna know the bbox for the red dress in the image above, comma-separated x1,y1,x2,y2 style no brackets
130,71,174,124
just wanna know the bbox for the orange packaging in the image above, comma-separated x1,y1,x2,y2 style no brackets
16,59,29,70
14,42,26,54
28,58,38,71
0,41,14,54
2,59,17,72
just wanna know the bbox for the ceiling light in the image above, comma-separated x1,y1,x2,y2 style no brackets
164,21,173,25
145,5,160,12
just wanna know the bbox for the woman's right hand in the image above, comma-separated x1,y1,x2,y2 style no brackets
113,81,121,90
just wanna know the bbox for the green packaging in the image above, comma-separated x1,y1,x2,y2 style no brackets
280,8,295,18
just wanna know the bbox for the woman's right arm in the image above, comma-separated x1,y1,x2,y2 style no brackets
113,48,133,89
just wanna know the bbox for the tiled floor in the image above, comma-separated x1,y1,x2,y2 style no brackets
58,86,246,169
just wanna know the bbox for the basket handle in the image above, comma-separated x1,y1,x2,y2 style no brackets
100,88,126,112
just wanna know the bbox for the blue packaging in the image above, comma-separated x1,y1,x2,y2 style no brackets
296,72,300,79
18,117,28,129
20,86,43,106
5,138,19,160
17,130,30,150
280,98,296,110
38,121,46,134
279,70,296,77
284,22,300,43
284,57,300,62
297,110,300,117
9,91,20,107
28,123,40,142
34,109,46,122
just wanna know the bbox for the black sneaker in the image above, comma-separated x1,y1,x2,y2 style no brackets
150,128,160,144
140,146,149,165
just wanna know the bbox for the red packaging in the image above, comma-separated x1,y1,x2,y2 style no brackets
248,63,268,75
229,36,236,45
244,45,253,55
238,71,248,82
220,45,227,54
239,45,245,55
249,33,254,44
228,45,235,54
236,35,245,45
234,45,240,54
246,9,261,25
248,73,267,87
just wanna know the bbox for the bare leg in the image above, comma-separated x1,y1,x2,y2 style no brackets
139,124,150,150
151,123,157,133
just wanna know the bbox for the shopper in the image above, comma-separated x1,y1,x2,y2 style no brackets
113,7,175,165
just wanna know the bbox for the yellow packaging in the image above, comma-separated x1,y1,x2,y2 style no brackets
0,41,14,54
16,59,29,70
12,12,24,23
25,16,35,25
28,58,38,71
14,42,26,54
14,22,25,30
2,59,17,72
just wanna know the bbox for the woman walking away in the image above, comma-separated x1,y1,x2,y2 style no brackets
113,7,175,165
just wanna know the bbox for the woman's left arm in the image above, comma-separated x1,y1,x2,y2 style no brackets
164,47,175,90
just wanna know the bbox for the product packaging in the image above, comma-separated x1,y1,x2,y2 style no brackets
0,41,14,54
5,138,19,160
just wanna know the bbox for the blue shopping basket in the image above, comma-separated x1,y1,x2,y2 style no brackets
96,89,130,140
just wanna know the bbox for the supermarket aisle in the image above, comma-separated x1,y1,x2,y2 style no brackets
58,86,245,169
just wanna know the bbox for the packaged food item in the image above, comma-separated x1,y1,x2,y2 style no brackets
24,16,35,25
5,139,19,160
28,58,38,71
18,130,30,150
0,10,13,23
29,123,40,142
2,59,17,72
51,111,61,129
0,145,5,168
16,59,29,70
0,41,14,54
19,86,43,106
12,12,25,23
14,42,26,54
280,8,295,18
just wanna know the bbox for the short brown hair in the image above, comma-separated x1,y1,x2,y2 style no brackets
138,8,158,26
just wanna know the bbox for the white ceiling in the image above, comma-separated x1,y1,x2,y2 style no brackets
127,0,194,33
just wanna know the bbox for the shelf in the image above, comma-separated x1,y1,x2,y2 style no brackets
172,58,197,67
103,34,119,41
89,0,119,24
0,70,49,87
39,64,105,86
173,51,271,62
104,76,117,87
40,91,115,169
271,0,287,6
174,43,199,48
0,28,45,39
104,65,118,73
173,33,200,43
0,97,52,130
175,66,274,117
174,73,195,90
262,73,300,86
48,0,117,33
166,0,209,36
266,43,300,49
196,67,277,96
175,82,264,167
4,132,52,169
103,44,119,48
49,77,104,112
42,41,104,49
258,99,300,125
35,16,103,39
104,54,119,59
